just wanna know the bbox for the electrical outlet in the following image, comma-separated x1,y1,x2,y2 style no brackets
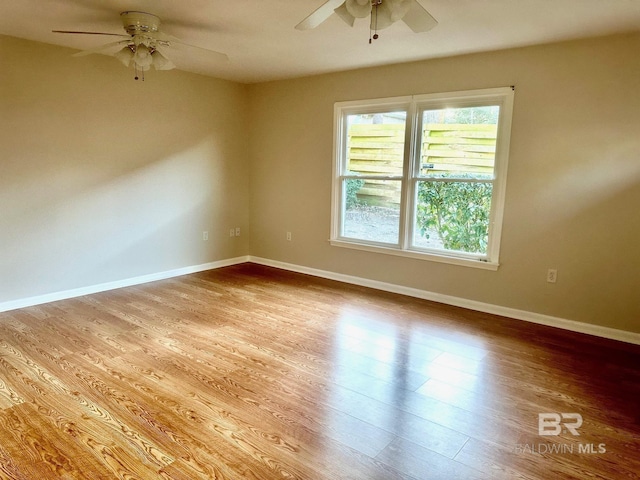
235,227,241,237
547,268,558,283
203,231,208,241
229,229,235,237
286,231,292,241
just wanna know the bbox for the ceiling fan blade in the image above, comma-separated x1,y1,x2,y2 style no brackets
295,0,345,30
52,30,130,38
334,4,356,27
72,39,131,57
154,32,228,62
401,0,438,33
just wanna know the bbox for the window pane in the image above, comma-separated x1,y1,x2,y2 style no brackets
343,179,401,245
346,112,406,176
420,106,499,179
414,180,493,255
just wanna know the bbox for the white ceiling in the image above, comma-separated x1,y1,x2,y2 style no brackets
2,0,640,84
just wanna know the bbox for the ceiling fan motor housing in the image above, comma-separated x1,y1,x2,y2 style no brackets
120,11,160,35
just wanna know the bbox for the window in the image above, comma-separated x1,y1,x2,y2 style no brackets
330,87,514,270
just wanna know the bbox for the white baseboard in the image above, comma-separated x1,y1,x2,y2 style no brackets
2,254,638,346
0,256,250,313
248,256,640,346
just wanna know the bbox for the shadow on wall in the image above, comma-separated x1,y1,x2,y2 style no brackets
0,36,248,301
502,115,640,329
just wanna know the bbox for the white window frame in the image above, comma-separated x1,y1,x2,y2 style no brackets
330,87,514,270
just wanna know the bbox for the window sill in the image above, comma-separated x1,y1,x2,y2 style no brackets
329,239,499,271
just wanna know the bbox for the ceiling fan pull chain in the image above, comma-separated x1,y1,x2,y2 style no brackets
134,64,145,81
370,0,381,43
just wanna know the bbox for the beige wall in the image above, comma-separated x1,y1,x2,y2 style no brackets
2,33,639,334
247,33,640,333
0,35,250,302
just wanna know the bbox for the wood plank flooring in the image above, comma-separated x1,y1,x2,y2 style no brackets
0,263,638,479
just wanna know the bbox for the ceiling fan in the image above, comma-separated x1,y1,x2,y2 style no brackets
296,0,437,42
53,11,228,80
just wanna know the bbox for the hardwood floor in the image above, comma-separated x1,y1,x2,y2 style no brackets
0,263,638,479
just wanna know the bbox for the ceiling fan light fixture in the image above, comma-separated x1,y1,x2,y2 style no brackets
114,46,134,67
151,50,176,70
345,0,372,18
372,2,396,31
334,4,356,26
386,0,412,22
133,44,153,69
